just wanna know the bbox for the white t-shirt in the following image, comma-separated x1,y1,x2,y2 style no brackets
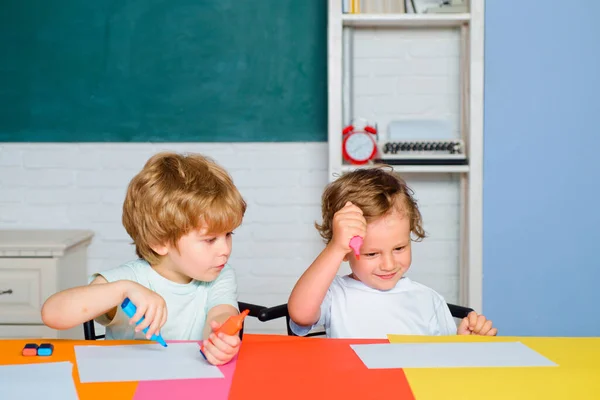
91,259,239,341
290,275,457,338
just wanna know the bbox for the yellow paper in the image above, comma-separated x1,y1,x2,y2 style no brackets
387,334,600,400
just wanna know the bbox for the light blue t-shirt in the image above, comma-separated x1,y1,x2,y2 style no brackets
91,259,239,341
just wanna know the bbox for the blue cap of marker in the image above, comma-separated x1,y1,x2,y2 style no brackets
121,298,168,347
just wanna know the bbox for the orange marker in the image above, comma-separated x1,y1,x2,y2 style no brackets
200,309,249,359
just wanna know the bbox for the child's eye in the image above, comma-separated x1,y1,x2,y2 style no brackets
205,237,217,243
365,253,377,257
394,246,405,251
226,231,235,237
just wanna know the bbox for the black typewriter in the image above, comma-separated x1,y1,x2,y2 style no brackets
374,139,467,165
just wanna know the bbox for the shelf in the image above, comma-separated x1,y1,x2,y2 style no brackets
341,164,469,173
342,13,470,28
329,0,486,313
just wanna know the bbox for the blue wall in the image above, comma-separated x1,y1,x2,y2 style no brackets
483,1,600,336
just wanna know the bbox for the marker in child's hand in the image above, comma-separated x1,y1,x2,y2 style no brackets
121,298,168,347
349,235,363,259
200,309,249,360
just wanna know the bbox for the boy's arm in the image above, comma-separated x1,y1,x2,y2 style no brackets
41,275,130,330
290,201,366,327
288,245,346,327
203,264,239,339
201,266,241,365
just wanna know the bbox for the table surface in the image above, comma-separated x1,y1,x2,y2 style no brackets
1,334,599,400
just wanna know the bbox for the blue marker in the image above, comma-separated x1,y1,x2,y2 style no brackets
121,298,168,347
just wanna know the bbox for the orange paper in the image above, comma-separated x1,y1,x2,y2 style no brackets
0,339,139,400
229,335,415,400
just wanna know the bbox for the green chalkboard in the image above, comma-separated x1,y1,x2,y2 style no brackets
0,1,327,142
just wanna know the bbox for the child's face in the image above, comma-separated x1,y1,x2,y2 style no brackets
154,228,234,283
347,210,412,291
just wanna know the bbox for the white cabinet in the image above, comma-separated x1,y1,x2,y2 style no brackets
0,230,94,339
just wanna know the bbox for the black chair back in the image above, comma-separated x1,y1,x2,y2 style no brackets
83,301,266,340
259,302,474,337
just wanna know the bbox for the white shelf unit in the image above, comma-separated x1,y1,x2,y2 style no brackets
342,13,471,27
341,164,470,173
327,0,484,311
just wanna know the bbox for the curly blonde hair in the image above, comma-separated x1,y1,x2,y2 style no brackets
316,166,426,243
122,152,246,265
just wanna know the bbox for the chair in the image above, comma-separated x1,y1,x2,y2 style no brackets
259,302,474,337
83,301,267,340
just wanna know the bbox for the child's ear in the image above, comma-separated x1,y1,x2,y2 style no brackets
151,244,169,256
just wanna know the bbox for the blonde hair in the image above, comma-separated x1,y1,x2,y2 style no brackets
317,166,426,243
122,152,246,264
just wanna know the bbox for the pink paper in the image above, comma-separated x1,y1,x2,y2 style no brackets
132,342,237,400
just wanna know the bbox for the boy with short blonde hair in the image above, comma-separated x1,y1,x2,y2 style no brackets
42,152,246,365
289,166,497,338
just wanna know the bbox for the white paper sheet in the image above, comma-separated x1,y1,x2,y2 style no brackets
350,342,558,369
0,361,78,400
74,342,224,383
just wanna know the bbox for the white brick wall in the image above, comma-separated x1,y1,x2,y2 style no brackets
0,142,460,335
352,27,461,139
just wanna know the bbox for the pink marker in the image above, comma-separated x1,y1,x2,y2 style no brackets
349,236,363,259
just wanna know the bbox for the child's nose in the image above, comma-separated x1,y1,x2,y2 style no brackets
219,240,232,257
380,255,395,271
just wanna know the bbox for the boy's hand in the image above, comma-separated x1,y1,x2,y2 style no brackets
202,320,241,366
457,311,497,336
329,201,367,256
125,282,168,340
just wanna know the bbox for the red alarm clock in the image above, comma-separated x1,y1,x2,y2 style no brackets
342,120,378,165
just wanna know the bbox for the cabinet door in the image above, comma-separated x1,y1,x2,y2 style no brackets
0,258,56,324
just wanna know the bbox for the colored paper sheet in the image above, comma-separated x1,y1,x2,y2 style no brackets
75,343,223,383
133,356,237,400
0,361,78,400
228,336,415,400
239,333,306,343
388,335,600,400
133,335,299,400
351,342,557,369
0,339,137,400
